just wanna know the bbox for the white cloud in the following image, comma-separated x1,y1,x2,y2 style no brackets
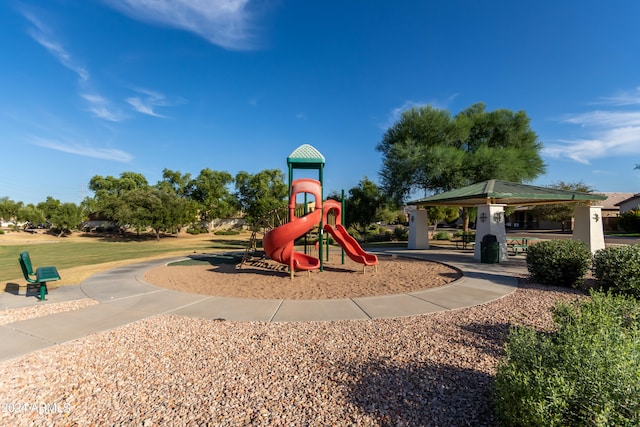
21,7,128,124
31,137,133,162
103,0,260,50
596,86,640,106
125,88,180,117
126,97,163,117
562,110,640,128
80,93,126,122
544,90,640,164
22,9,89,82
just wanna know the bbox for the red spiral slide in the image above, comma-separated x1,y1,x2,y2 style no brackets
262,178,378,275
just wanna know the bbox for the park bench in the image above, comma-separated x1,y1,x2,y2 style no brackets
18,251,61,301
452,233,476,250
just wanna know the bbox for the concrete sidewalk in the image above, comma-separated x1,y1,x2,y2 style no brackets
0,249,525,362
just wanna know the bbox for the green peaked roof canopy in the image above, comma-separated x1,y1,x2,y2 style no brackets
408,180,608,207
287,144,325,169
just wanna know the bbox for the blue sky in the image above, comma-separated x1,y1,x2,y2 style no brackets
2,1,640,205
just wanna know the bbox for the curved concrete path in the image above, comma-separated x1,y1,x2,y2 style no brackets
0,249,524,361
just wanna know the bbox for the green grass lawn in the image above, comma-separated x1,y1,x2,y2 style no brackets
0,234,250,282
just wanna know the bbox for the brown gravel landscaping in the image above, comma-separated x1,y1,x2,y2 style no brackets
0,281,586,426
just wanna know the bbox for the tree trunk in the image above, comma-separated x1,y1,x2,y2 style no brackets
462,208,470,232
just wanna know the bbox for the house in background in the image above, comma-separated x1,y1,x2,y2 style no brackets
506,192,633,231
600,193,634,231
615,193,640,214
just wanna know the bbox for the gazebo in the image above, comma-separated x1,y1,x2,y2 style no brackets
406,180,608,261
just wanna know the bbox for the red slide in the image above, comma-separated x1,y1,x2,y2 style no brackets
263,177,378,273
323,223,379,266
262,209,322,272
262,178,324,273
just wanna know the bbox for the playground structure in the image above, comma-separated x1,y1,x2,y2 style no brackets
258,144,378,279
262,178,378,278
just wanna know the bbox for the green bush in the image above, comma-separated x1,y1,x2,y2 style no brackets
214,229,240,236
392,226,408,241
618,209,640,233
367,230,393,242
494,292,640,427
592,244,640,297
431,231,451,240
526,240,591,287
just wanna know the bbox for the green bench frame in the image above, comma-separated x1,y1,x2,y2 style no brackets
18,251,61,301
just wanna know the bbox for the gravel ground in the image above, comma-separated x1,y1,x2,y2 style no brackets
0,299,98,326
0,283,586,426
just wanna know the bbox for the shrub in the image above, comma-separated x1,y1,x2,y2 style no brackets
526,240,591,287
367,230,393,242
618,209,640,233
214,229,240,236
494,292,640,427
592,244,640,297
431,231,451,240
392,226,408,241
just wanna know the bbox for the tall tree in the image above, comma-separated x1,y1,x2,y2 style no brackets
344,177,384,239
235,169,288,225
377,103,546,205
88,172,150,228
187,169,238,223
18,204,45,229
0,197,23,227
36,196,61,222
158,168,192,197
49,202,84,236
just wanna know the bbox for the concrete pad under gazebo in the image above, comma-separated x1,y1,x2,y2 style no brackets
406,180,608,261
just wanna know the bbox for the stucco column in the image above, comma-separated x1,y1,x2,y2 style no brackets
408,209,429,250
473,204,508,261
572,205,605,253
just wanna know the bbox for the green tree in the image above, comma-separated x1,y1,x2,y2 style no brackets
49,202,84,236
188,169,238,224
530,181,596,232
377,103,546,229
235,169,288,225
89,172,149,199
36,196,61,223
18,204,45,229
345,177,384,239
117,187,156,235
0,197,23,228
426,206,460,232
148,189,198,239
158,168,192,197
618,209,640,233
88,172,150,230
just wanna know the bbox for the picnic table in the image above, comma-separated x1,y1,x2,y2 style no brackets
506,237,539,256
452,233,476,250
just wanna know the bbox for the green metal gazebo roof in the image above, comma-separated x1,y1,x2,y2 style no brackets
287,144,325,169
408,180,608,207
